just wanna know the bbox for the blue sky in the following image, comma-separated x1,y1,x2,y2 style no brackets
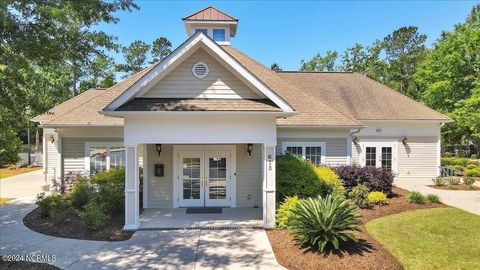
99,1,478,71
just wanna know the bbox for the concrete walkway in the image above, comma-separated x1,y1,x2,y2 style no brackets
395,178,480,215
0,199,282,269
0,169,45,199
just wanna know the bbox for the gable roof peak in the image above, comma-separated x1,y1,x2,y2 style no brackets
182,6,238,21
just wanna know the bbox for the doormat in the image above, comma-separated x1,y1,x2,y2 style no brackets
186,207,223,214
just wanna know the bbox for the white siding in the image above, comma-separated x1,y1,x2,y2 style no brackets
146,144,262,208
142,48,262,99
236,144,262,207
146,144,174,208
46,138,59,179
277,138,349,165
351,136,439,178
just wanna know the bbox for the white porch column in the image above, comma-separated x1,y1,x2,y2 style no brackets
262,144,276,228
124,145,140,230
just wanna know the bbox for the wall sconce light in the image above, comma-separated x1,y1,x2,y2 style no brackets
155,144,162,156
402,136,408,145
49,135,55,143
246,143,253,156
352,136,359,145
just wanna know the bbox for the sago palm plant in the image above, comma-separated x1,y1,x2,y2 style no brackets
289,194,362,252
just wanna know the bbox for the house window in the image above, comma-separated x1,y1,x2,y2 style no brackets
213,29,226,41
283,142,327,165
365,147,376,167
86,143,125,175
195,28,208,35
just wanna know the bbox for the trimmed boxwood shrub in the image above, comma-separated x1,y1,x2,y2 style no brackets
91,167,125,213
333,165,394,194
276,196,301,229
466,169,480,177
314,166,345,198
441,157,469,167
276,153,333,201
448,165,465,171
367,191,388,205
466,164,478,170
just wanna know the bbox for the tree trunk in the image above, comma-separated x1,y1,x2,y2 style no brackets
71,64,77,97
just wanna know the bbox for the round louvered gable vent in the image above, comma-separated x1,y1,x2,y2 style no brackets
192,62,209,79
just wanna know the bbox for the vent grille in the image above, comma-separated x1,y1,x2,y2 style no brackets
192,62,209,79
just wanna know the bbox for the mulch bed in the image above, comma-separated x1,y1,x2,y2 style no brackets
266,187,447,270
23,208,133,241
428,185,480,190
0,260,60,270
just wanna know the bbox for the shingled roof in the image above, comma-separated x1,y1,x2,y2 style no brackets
277,72,451,121
32,45,449,127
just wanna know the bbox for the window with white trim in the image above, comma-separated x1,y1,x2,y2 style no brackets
213,29,226,41
282,142,327,165
85,142,125,175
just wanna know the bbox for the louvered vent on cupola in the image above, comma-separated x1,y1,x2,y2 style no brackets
192,62,209,79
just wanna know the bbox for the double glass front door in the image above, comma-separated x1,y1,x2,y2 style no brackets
179,151,230,207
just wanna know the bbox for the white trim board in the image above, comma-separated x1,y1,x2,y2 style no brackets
104,32,294,113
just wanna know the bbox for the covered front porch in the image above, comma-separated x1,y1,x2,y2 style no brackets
121,114,279,230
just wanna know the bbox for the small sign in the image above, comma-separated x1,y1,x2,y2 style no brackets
154,164,164,177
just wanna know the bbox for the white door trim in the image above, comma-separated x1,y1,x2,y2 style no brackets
173,145,236,208
360,141,398,173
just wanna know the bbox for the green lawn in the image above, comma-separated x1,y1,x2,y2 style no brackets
0,173,14,179
0,198,14,205
366,208,480,270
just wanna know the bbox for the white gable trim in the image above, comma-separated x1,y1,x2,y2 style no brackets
105,32,294,113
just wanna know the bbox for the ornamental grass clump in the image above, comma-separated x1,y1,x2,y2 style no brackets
463,177,475,186
289,194,362,253
407,191,426,204
426,194,441,204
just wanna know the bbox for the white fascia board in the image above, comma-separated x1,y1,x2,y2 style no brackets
104,32,294,113
101,110,295,117
276,125,365,129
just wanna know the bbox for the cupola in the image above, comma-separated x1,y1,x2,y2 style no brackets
182,6,238,45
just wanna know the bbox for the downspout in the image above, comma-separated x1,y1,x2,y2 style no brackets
348,128,362,165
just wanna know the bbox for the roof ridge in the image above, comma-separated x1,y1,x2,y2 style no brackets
42,89,105,124
352,72,451,120
277,71,354,74
225,46,363,126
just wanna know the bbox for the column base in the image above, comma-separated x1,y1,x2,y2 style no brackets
123,223,140,231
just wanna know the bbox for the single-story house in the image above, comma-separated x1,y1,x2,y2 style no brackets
32,6,451,230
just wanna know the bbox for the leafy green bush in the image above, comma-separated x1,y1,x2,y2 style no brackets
426,194,441,204
81,201,110,231
447,177,461,185
466,160,478,166
367,191,388,205
432,177,446,186
36,193,74,221
471,154,478,159
36,192,51,217
91,167,125,213
276,153,332,201
448,165,465,171
466,169,480,177
407,191,426,204
70,176,94,210
314,166,345,198
348,184,370,208
441,157,468,167
463,177,475,186
290,195,362,252
276,196,301,229
466,164,478,170
443,152,454,157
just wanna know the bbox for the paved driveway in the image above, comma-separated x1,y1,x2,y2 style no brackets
0,169,45,199
395,178,480,215
0,199,282,269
